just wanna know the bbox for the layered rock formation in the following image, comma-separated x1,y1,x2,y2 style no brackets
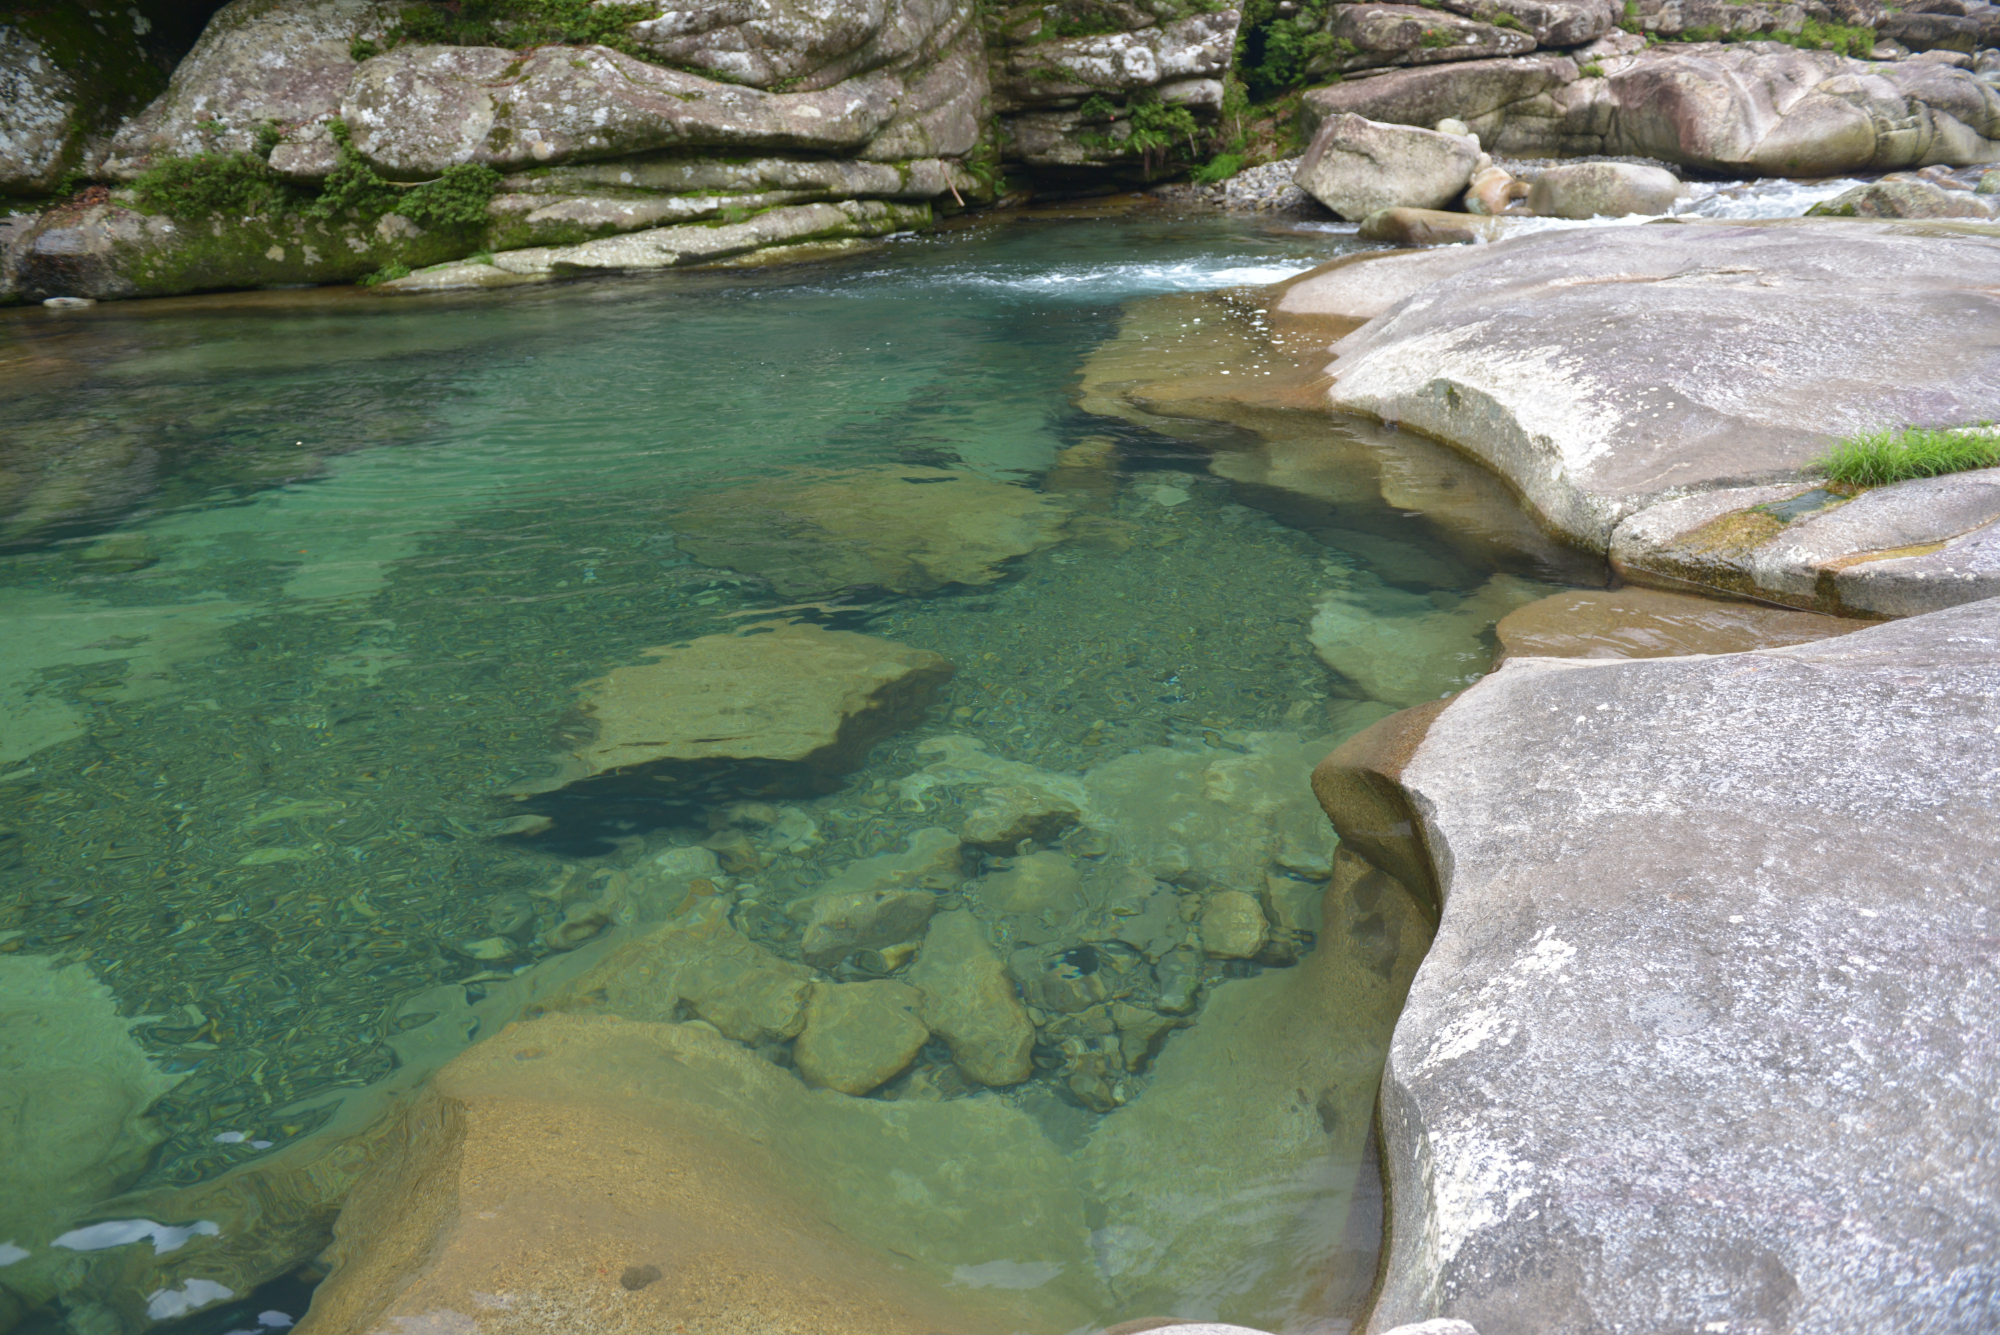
1313,596,2000,1335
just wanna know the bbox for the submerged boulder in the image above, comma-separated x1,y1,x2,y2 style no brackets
1493,586,1857,661
670,465,1074,597
1322,597,2000,1335
517,620,952,799
299,1014,1107,1335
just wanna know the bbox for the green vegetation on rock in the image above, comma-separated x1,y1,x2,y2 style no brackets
133,120,498,231
1817,426,2000,487
352,0,664,62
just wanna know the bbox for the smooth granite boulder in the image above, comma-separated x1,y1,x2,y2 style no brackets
1316,597,2000,1335
1295,114,1482,220
1525,160,1682,217
1319,219,2000,551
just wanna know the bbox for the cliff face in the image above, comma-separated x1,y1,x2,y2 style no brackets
0,0,1244,302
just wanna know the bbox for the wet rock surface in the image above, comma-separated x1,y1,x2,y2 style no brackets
1321,597,2000,1335
1493,586,1858,660
517,620,952,800
669,465,1076,598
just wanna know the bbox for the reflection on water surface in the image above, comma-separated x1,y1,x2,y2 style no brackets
0,213,1583,1334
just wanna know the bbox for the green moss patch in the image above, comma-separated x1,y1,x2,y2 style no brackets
352,0,664,63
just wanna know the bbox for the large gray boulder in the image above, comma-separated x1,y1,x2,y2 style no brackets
1294,113,1482,221
1313,596,2000,1335
97,0,398,180
1299,43,2000,172
625,0,963,88
1319,219,2000,553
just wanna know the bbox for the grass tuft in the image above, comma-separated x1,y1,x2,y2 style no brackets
1816,426,2000,488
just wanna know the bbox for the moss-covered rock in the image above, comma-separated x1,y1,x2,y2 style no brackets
10,197,480,301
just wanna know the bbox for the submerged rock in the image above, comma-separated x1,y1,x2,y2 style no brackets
907,910,1036,1087
790,827,962,966
1197,889,1268,959
1331,596,2000,1335
794,980,930,1094
670,465,1074,597
1494,586,1859,662
1080,849,1433,1326
1309,572,1551,709
0,957,183,1273
517,620,951,799
301,1015,1106,1335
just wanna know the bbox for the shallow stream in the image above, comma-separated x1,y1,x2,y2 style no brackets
3,208,1598,1334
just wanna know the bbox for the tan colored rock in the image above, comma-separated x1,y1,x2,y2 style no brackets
975,850,1086,920
549,898,813,1046
1296,114,1483,222
1309,572,1552,709
301,1014,1105,1335
790,828,961,966
1358,205,1503,246
793,981,929,1095
1258,873,1326,965
796,887,940,969
907,911,1035,1087
671,465,1073,597
1494,587,1859,663
1198,889,1268,959
520,620,951,796
960,784,1082,850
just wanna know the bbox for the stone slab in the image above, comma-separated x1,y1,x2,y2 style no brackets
1323,597,2000,1335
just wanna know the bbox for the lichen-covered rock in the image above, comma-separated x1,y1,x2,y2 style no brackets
343,43,902,177
385,198,932,293
98,0,398,180
1322,5,1536,74
0,10,166,195
518,620,952,798
1333,598,2000,1335
9,199,470,302
1434,0,1617,46
1295,113,1482,222
626,0,965,91
991,12,1238,107
907,911,1036,1086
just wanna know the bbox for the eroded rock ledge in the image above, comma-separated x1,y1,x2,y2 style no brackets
1314,595,2000,1335
1275,216,2000,614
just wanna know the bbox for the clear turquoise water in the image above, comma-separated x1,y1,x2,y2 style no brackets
0,212,1586,1334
